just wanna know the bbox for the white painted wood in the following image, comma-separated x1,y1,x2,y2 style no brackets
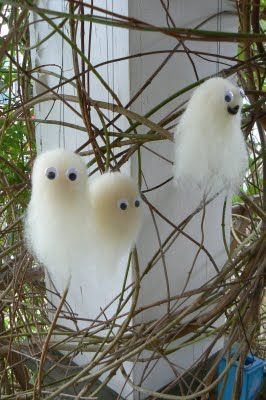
30,1,237,398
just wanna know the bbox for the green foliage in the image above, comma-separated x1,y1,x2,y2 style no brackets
0,43,35,215
0,121,31,177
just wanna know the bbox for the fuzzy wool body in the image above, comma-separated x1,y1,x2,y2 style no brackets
25,149,89,290
87,172,143,268
174,77,248,195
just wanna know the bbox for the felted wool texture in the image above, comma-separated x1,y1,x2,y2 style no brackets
174,77,248,197
25,148,89,291
87,172,143,269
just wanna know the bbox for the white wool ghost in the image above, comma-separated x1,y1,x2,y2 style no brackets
24,149,89,290
87,172,143,267
174,77,248,196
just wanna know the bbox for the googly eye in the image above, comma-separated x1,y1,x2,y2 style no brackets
45,167,58,180
134,197,141,208
117,199,129,211
66,167,78,181
239,88,245,98
224,90,234,103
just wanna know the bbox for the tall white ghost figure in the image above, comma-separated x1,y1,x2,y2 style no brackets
174,77,248,196
25,149,88,291
87,172,143,269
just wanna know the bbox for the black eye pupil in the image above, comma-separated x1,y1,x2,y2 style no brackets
47,171,56,180
68,172,77,181
120,202,127,210
135,200,140,208
225,94,231,102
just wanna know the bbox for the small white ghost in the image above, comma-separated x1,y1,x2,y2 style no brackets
24,149,89,290
87,172,143,267
173,77,248,196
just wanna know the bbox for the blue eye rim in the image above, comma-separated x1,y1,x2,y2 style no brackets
65,167,78,181
117,198,129,211
239,88,245,98
134,197,141,208
224,90,234,103
45,167,58,180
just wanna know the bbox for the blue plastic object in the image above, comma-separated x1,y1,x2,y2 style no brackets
217,354,265,400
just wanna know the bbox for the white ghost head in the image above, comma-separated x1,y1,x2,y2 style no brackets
25,149,88,287
88,172,143,258
31,148,88,202
183,77,244,131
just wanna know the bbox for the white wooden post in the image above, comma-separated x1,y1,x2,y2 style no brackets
30,1,237,398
